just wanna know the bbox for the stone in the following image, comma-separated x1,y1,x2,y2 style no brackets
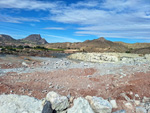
0,94,42,113
110,100,118,108
136,107,147,113
113,110,126,113
46,91,69,111
42,101,53,113
134,100,141,106
67,97,94,113
142,96,150,103
86,96,112,113
124,102,134,110
22,62,28,67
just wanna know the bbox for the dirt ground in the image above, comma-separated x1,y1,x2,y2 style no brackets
0,55,150,112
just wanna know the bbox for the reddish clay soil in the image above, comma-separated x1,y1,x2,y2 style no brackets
0,68,150,96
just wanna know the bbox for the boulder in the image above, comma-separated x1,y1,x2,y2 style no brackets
46,91,69,111
42,101,53,113
86,96,112,113
0,94,42,113
22,62,28,67
136,107,147,113
110,100,118,108
67,97,94,113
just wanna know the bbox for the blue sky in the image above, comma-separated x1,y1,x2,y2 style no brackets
0,0,150,43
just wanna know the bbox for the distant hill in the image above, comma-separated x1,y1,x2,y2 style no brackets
0,34,48,46
0,34,16,42
46,37,128,52
20,34,48,45
115,41,150,49
1,34,150,54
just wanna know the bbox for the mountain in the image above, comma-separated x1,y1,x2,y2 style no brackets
0,34,16,42
115,41,150,49
46,37,128,52
0,34,48,46
21,34,48,45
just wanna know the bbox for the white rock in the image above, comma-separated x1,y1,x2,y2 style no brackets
0,94,42,113
67,97,94,113
46,91,69,111
136,107,147,113
86,96,112,113
134,100,141,106
124,102,134,110
22,62,28,67
113,110,126,113
110,100,118,108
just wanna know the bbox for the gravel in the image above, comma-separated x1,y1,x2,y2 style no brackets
0,55,150,76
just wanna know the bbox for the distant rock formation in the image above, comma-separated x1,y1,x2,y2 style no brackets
0,34,16,42
22,34,48,45
0,34,48,46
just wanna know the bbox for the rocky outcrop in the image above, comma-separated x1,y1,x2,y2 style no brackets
68,53,119,63
22,34,48,44
68,52,150,64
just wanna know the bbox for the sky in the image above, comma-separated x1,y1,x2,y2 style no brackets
0,0,150,43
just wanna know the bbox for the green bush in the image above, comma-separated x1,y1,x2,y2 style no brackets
24,45,31,48
125,50,131,53
34,46,48,50
17,45,24,49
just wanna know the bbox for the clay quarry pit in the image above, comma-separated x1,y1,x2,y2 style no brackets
0,53,150,112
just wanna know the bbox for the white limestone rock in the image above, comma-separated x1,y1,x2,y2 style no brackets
86,96,112,113
67,97,94,113
46,91,69,111
0,94,42,113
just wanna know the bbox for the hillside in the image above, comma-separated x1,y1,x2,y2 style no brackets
0,34,17,46
115,41,150,49
46,37,128,52
0,34,48,46
1,34,150,54
0,34,16,42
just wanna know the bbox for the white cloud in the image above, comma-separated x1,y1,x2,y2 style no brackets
0,0,57,10
49,0,150,39
70,1,99,8
43,27,65,30
0,14,40,23
46,35,81,42
0,0,150,40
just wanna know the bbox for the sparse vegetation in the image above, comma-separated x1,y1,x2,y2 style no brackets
125,50,131,53
34,46,48,50
48,48,65,51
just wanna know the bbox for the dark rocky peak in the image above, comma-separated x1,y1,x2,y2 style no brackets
23,34,48,44
25,34,42,41
96,37,106,41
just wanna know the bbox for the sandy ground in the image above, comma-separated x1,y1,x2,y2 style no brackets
0,55,150,112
